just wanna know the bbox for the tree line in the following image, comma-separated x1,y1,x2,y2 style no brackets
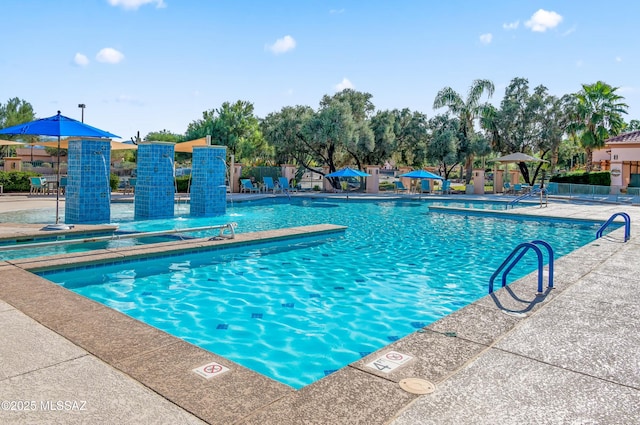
2,77,637,186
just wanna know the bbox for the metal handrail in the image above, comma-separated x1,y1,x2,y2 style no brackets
489,240,554,294
596,212,631,242
0,223,238,252
507,188,547,209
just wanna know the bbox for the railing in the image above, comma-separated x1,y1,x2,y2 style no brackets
596,212,631,242
489,240,554,294
507,188,548,209
0,223,238,252
546,183,640,204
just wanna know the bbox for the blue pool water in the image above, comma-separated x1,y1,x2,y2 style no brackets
39,199,604,389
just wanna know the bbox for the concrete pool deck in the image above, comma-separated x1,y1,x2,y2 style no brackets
0,195,639,424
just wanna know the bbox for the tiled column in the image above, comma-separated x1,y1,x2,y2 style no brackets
191,145,227,217
134,142,175,219
65,138,111,224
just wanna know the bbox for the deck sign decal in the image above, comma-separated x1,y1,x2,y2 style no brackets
366,351,413,373
193,362,230,379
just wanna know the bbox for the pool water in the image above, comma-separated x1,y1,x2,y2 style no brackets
40,199,603,389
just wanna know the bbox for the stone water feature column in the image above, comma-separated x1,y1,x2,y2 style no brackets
65,138,111,224
134,142,175,219
190,145,227,216
366,165,379,193
472,169,485,194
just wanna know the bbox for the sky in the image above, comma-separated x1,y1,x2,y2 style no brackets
1,0,638,141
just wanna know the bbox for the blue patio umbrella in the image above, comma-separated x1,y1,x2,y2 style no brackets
0,111,119,228
325,167,371,199
398,169,443,180
399,169,444,197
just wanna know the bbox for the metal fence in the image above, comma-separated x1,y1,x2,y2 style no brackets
546,182,640,204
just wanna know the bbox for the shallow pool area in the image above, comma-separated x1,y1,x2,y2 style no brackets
39,199,605,388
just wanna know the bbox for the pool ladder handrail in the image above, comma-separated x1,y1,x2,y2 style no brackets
507,188,548,209
596,212,631,242
489,240,554,294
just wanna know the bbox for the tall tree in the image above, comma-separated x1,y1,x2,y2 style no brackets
426,114,462,179
568,81,628,171
433,79,495,183
0,97,36,137
320,89,375,170
186,100,265,161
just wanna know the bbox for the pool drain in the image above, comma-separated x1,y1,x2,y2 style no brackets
399,378,435,394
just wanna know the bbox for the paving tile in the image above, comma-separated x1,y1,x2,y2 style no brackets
495,292,640,388
351,329,486,384
115,339,292,425
0,299,13,312
0,309,86,380
51,307,178,364
0,355,205,425
427,303,521,346
0,271,106,327
243,366,416,425
389,349,640,425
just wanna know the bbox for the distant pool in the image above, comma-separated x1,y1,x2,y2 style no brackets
40,199,603,389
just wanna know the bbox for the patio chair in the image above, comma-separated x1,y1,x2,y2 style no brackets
278,177,296,193
420,179,432,193
513,183,523,194
393,180,408,193
58,176,68,195
263,176,280,193
29,177,47,195
240,179,259,193
503,182,512,195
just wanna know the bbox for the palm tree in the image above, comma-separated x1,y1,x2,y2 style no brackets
569,81,628,171
433,79,495,183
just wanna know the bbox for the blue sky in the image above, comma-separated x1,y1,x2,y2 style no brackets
1,0,638,141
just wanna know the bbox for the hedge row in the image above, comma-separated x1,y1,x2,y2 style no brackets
549,171,611,186
0,171,40,192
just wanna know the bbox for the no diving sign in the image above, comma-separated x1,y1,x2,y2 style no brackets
193,361,230,379
366,351,413,374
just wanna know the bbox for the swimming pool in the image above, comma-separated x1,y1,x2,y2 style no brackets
40,199,604,389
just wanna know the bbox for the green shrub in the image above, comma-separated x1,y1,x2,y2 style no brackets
550,171,610,186
379,182,395,191
109,173,119,191
175,176,191,193
0,171,40,192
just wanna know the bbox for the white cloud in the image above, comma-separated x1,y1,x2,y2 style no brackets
562,25,576,36
107,0,166,10
96,48,125,64
266,35,296,54
285,88,294,96
576,60,584,68
479,33,493,44
330,9,345,14
74,53,89,67
335,78,353,92
615,56,623,62
525,9,563,32
503,20,519,30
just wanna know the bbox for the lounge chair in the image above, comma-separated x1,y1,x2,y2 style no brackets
435,180,451,194
278,177,296,193
58,176,68,195
29,177,47,195
263,176,280,193
394,180,408,193
420,180,432,193
503,182,512,195
240,179,259,193
513,183,523,194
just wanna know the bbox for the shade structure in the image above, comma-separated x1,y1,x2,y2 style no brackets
324,167,371,199
399,169,444,180
0,111,119,228
173,137,209,153
490,152,548,163
0,139,24,146
325,167,371,178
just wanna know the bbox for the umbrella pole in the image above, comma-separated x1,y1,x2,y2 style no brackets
55,136,60,224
